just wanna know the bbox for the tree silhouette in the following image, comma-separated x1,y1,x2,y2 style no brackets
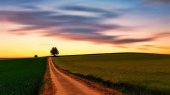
34,55,38,58
50,47,59,56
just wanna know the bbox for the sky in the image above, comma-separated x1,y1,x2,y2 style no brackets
0,0,170,58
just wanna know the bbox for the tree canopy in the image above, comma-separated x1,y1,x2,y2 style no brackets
50,47,59,56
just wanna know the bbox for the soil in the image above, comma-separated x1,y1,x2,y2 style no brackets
48,57,103,95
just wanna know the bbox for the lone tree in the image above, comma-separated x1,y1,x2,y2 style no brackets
50,47,59,56
34,55,38,58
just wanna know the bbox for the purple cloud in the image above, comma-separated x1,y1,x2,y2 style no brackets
0,5,167,45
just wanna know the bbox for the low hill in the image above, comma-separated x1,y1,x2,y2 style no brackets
58,52,170,61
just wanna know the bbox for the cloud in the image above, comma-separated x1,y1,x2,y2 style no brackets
0,0,44,5
0,8,122,31
42,29,156,45
61,5,109,13
147,0,170,3
144,0,170,4
0,9,157,45
156,32,170,37
112,37,154,44
143,45,170,49
0,4,165,45
60,5,120,18
21,5,40,10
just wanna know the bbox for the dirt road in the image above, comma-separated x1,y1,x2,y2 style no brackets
48,57,102,95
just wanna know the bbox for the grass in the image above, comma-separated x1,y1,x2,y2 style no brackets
53,53,170,95
0,57,46,95
0,58,11,60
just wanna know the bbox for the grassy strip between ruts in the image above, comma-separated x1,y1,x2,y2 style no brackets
52,53,170,95
0,57,46,95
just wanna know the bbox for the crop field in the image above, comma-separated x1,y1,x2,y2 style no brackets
0,58,46,95
53,53,170,95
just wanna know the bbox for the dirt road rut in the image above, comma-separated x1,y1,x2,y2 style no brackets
48,57,102,95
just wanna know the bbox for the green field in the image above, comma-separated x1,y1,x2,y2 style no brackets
53,53,170,95
0,58,46,95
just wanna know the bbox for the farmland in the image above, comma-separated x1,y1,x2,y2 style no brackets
53,53,170,95
0,58,46,95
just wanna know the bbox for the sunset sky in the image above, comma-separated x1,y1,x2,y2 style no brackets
0,0,170,58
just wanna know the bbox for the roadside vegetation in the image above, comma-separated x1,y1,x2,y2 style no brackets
53,53,170,95
0,58,46,95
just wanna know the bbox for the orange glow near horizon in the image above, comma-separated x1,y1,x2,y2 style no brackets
0,17,170,58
